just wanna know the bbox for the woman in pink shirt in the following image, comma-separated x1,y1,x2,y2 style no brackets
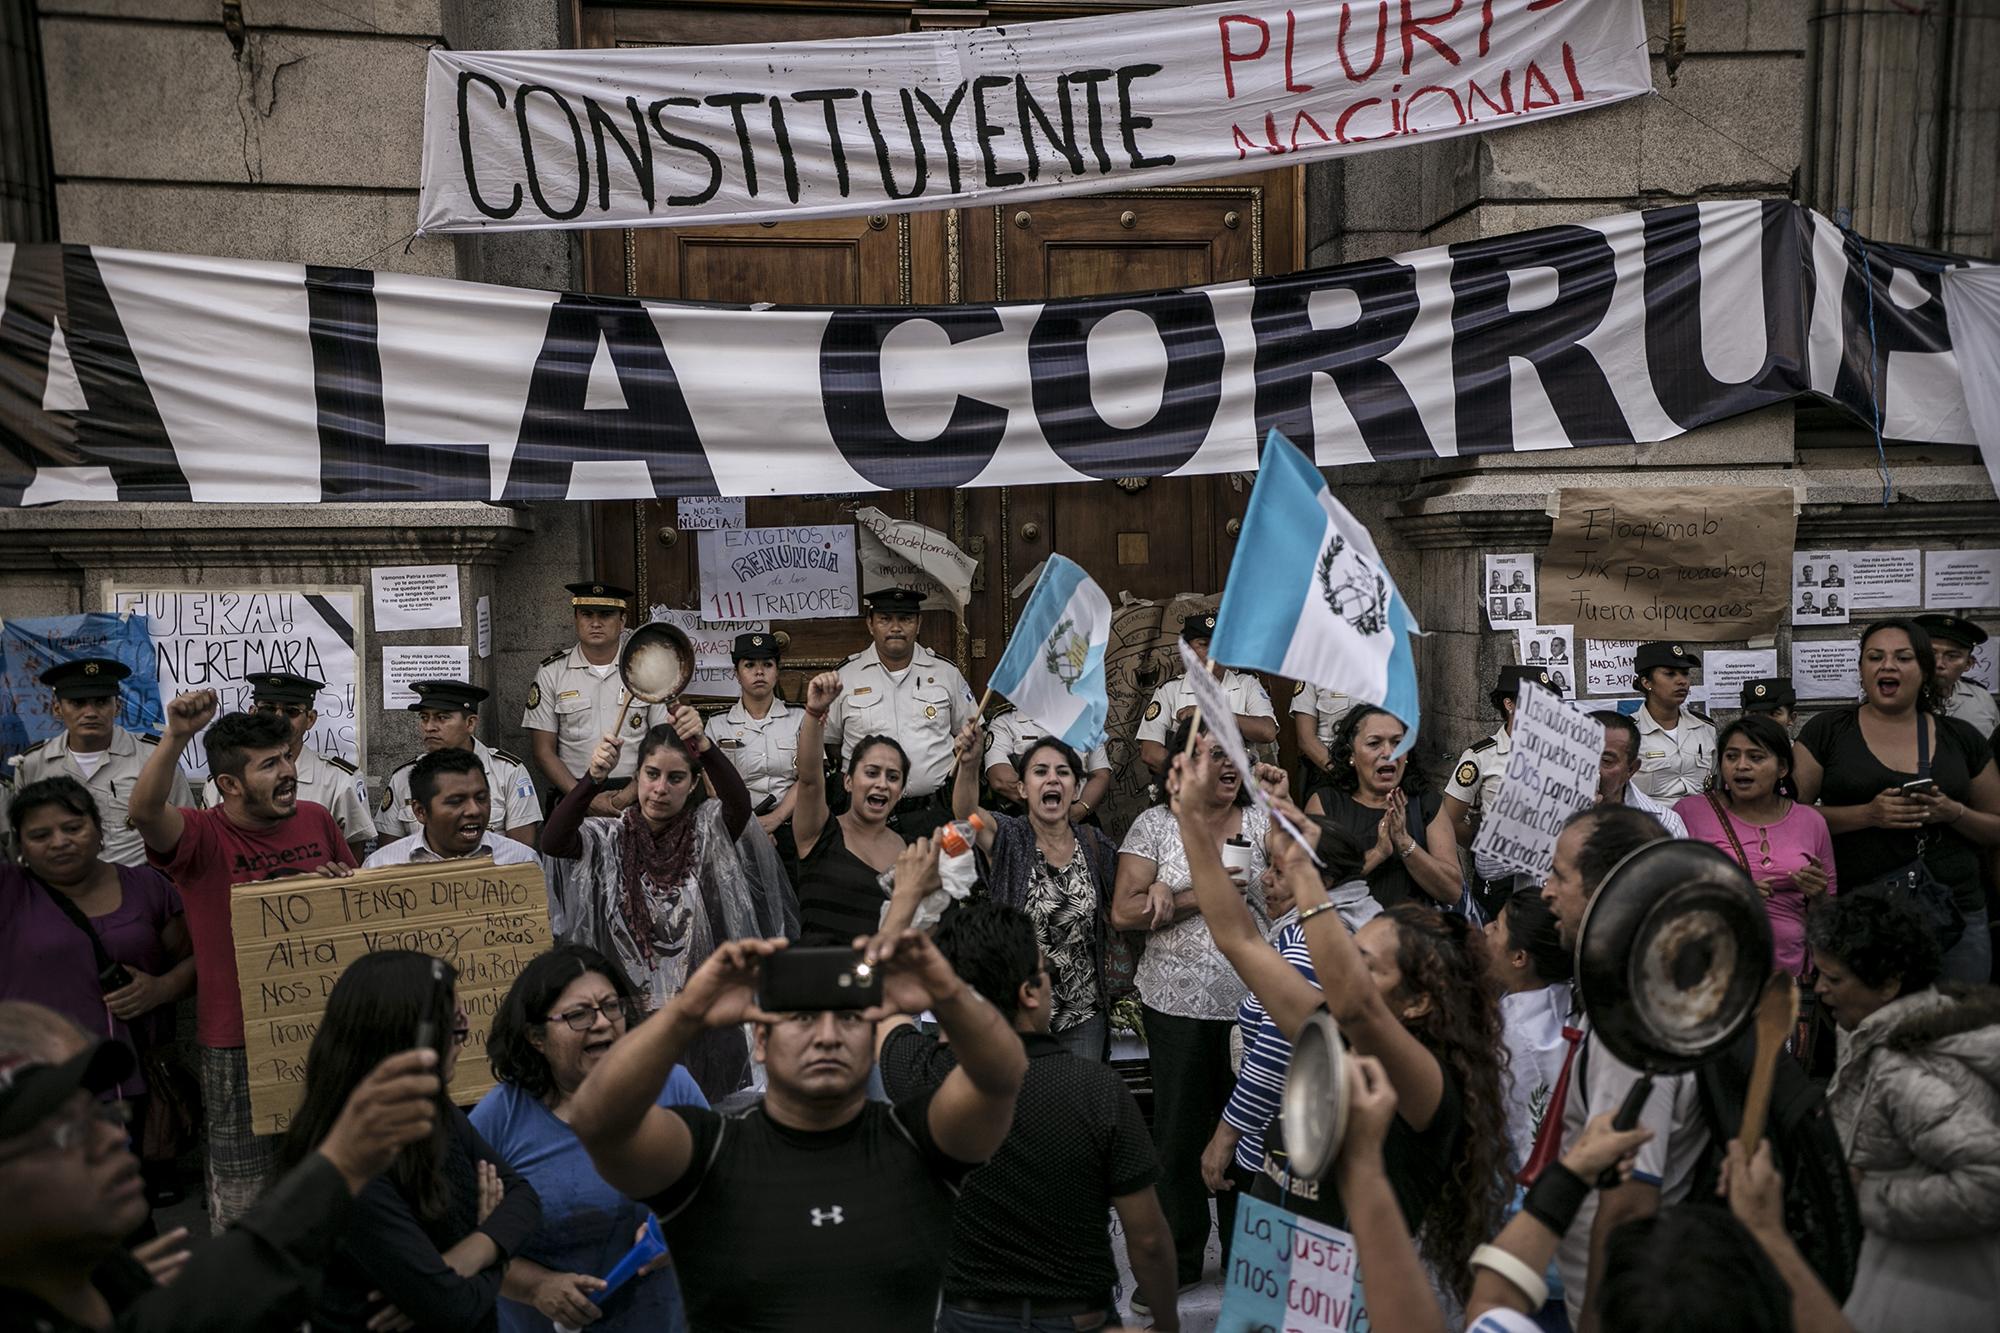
1675,713,1836,976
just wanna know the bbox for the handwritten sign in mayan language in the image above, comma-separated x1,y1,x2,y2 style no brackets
1539,487,1796,643
231,857,552,1135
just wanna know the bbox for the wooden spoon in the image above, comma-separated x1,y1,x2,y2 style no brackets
1737,975,1800,1150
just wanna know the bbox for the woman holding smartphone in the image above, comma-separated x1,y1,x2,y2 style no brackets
1793,618,2000,983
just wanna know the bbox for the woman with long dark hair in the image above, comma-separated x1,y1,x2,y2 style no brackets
541,705,795,1097
791,671,912,944
1793,618,2000,983
1317,705,1463,910
281,951,542,1333
1170,749,1508,1312
472,945,706,1333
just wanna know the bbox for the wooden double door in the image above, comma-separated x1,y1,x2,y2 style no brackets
581,0,1303,690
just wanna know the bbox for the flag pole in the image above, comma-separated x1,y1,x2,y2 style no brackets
1181,658,1224,756
976,686,993,715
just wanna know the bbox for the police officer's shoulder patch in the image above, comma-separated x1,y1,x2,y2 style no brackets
540,647,567,666
1455,760,1480,787
378,786,394,812
1292,681,1306,697
490,747,527,766
325,754,359,774
1144,700,1162,721
526,682,542,710
1471,737,1498,753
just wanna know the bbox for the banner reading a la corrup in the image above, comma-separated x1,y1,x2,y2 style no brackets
417,0,1650,233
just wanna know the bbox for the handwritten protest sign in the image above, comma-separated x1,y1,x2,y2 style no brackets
231,857,552,1135
676,497,745,531
1218,1195,1361,1333
1540,487,1795,642
110,588,363,778
0,613,161,767
648,606,771,697
698,525,856,622
854,506,977,615
1472,679,1604,880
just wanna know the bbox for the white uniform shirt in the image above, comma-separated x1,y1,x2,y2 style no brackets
825,643,978,797
8,727,194,867
382,739,541,839
704,698,805,807
1445,726,1512,881
983,709,1111,776
362,828,540,868
522,636,668,781
1134,670,1275,745
1631,706,1716,800
1942,680,2000,737
293,746,377,848
1619,781,1690,838
1289,681,1357,750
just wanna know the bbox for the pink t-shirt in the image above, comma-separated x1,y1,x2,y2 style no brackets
1673,795,1837,977
148,802,355,1047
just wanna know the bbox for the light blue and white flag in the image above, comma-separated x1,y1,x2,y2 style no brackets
1212,430,1423,757
987,554,1112,751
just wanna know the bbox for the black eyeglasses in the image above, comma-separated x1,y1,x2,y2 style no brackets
544,999,632,1032
253,702,307,719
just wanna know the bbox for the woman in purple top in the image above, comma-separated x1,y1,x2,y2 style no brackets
1674,714,1836,977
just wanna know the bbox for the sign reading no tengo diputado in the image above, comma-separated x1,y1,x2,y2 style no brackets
1219,1195,1363,1333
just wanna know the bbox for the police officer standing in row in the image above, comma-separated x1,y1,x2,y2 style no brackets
704,632,803,850
824,586,977,838
1134,612,1277,778
523,582,667,815
1916,614,1999,736
1292,679,1356,809
1740,676,1797,732
8,660,193,866
384,680,541,846
244,671,376,863
1630,641,1716,800
982,704,1112,822
1439,665,1559,917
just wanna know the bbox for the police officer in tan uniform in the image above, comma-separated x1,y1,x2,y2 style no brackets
1134,612,1277,778
1631,641,1716,800
982,704,1112,823
6,659,193,867
245,670,376,862
523,582,667,809
383,679,542,846
824,586,977,838
704,633,804,832
1739,676,1797,732
1917,614,2000,736
1292,680,1357,806
1438,665,1559,916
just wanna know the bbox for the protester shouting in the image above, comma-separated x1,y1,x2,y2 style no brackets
791,671,911,944
1317,706,1463,910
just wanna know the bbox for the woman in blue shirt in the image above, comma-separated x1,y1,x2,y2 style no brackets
473,945,707,1332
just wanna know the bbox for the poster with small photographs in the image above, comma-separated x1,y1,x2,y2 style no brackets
1485,554,1537,629
1791,550,1850,625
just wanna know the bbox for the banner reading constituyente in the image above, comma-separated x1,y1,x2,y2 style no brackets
0,202,1982,506
416,0,1651,233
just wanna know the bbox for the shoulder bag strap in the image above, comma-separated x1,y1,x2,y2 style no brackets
1705,791,1755,874
1917,709,1932,779
29,872,119,977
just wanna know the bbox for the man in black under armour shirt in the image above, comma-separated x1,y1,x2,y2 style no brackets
569,921,1027,1333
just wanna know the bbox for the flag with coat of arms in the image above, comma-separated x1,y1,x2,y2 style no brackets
986,554,1112,751
1211,430,1423,756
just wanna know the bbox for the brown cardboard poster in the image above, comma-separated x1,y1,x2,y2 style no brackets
1538,487,1795,643
231,858,552,1135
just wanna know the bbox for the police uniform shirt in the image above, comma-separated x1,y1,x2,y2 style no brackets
362,828,540,869
522,636,668,781
704,699,805,807
1134,670,1276,746
1444,728,1515,881
1941,679,2000,736
982,709,1112,777
1290,681,1357,749
1632,706,1716,800
382,739,542,840
9,727,194,867
826,643,978,798
293,746,377,847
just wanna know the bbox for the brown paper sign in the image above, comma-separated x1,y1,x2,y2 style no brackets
1538,486,1795,642
230,856,553,1135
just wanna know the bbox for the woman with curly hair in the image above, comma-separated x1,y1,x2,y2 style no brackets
1313,704,1463,911
1169,749,1508,1313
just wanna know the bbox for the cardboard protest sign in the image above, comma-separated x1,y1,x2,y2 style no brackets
231,857,552,1135
1539,487,1795,643
854,506,976,615
1471,680,1604,881
697,525,856,622
1218,1195,1360,1333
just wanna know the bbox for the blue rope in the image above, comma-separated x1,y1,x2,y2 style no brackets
1846,226,1894,506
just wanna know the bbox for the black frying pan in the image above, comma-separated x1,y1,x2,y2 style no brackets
1574,838,1773,1185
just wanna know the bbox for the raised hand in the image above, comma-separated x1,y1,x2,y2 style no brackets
859,928,964,1021
315,1049,442,1193
675,937,788,1028
670,702,706,753
587,732,625,782
951,718,983,767
165,690,218,739
806,672,843,712
1559,1111,1654,1184
890,835,941,900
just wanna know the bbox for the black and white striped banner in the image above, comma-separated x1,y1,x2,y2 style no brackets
0,200,1978,507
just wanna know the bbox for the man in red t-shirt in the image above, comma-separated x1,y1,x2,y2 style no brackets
131,690,356,1230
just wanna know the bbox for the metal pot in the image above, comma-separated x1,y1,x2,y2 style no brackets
1278,1009,1352,1182
617,621,696,705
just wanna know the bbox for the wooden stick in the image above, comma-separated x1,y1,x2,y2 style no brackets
976,686,993,716
611,690,638,738
1737,976,1800,1150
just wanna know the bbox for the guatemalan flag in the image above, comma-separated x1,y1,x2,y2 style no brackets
987,554,1112,751
1212,430,1424,757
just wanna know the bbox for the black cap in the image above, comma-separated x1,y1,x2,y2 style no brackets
1915,614,1989,651
1634,642,1700,674
39,658,129,700
864,587,925,614
406,679,490,713
244,671,324,707
567,581,631,611
731,632,779,663
1182,612,1219,641
0,1038,135,1139
1492,664,1561,705
1740,677,1796,711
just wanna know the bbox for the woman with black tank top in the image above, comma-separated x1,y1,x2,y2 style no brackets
1167,746,1508,1313
792,671,912,944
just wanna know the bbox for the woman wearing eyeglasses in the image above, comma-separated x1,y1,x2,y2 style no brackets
472,945,707,1333
282,950,542,1333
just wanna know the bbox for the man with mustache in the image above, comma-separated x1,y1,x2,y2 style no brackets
128,692,356,1229
244,670,376,863
1917,614,1999,736
364,748,537,867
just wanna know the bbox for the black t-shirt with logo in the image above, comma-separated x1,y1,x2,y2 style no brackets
642,1094,972,1333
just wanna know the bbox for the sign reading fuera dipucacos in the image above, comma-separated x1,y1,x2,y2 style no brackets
232,857,551,1135
1538,486,1796,643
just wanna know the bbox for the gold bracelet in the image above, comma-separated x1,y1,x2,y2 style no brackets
1297,901,1340,926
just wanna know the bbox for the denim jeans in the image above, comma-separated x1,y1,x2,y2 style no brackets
1940,908,1992,984
1053,1013,1108,1061
936,1307,1108,1333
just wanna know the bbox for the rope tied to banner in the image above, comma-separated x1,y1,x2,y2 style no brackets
1841,218,1896,507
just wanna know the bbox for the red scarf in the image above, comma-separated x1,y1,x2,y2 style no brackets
616,803,699,966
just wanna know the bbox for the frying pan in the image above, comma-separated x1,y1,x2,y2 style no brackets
1277,1009,1353,1181
611,621,697,733
1574,838,1772,1184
